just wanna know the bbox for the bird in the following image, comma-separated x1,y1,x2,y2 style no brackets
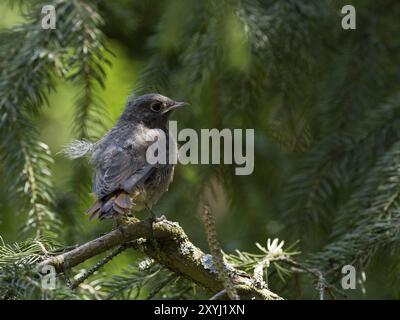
64,93,188,221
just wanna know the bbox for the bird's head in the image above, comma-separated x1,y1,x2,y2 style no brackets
121,93,188,128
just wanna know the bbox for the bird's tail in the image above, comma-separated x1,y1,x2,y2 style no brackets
85,191,133,220
61,139,94,159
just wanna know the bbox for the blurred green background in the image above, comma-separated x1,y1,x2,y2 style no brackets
1,0,400,299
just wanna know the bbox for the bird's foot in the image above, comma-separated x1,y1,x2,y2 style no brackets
117,224,126,237
146,206,161,253
146,206,157,220
149,218,160,252
112,216,120,229
112,216,126,236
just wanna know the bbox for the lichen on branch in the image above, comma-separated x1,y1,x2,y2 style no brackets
38,217,282,300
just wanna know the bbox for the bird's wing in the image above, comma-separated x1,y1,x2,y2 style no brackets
93,142,154,198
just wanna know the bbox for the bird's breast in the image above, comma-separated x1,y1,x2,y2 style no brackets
130,164,175,210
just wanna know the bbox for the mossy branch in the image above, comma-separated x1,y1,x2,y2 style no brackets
38,217,282,300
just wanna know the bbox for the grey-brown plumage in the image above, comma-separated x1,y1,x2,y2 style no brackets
65,93,188,220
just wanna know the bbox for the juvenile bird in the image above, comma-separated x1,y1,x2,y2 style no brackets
65,93,188,220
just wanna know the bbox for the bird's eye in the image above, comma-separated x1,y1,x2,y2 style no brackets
150,102,162,112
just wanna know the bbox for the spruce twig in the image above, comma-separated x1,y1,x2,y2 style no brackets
69,242,131,290
202,205,239,300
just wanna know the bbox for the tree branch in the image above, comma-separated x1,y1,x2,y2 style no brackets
38,217,282,300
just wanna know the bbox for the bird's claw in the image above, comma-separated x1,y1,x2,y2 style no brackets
117,224,126,236
147,215,160,253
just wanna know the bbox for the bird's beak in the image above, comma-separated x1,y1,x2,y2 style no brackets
173,101,189,109
164,101,189,113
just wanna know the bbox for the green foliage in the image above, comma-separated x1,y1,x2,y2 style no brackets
0,237,54,299
1,0,400,299
0,0,110,239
